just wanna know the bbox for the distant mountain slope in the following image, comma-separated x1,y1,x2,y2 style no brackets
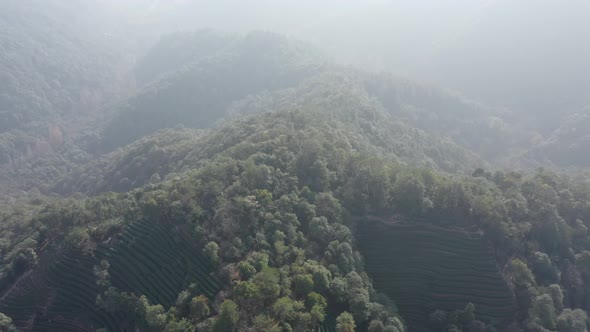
99,31,326,152
0,0,135,165
360,72,533,162
55,72,484,195
522,109,590,167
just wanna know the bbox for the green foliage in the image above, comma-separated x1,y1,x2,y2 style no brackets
292,274,314,297
0,312,17,332
204,241,220,265
528,294,557,330
190,295,210,321
557,308,588,332
212,300,239,332
532,251,560,284
253,314,281,332
335,311,356,332
4,26,590,332
508,259,536,287
252,267,281,303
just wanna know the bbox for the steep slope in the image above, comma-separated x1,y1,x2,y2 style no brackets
521,109,590,167
360,71,534,162
0,0,134,163
55,72,483,195
358,222,515,331
0,0,139,198
99,31,326,152
4,84,590,330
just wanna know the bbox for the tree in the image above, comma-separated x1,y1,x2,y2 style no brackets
547,284,564,312
336,311,356,332
392,172,426,216
528,294,557,330
532,251,560,284
293,274,314,297
164,318,195,332
204,241,220,265
310,302,326,328
368,320,385,332
556,308,588,332
212,300,239,332
457,303,476,326
508,259,536,287
330,276,349,305
189,295,210,320
272,297,304,323
253,314,281,332
346,271,370,322
234,281,261,306
0,313,17,332
306,292,327,311
252,267,281,303
307,292,327,327
238,261,256,280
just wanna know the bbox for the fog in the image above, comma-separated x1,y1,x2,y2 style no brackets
104,0,590,125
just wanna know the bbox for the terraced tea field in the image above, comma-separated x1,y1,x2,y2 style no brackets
357,221,515,331
96,221,222,307
0,221,220,331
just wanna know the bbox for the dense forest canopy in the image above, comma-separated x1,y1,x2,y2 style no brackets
1,1,590,332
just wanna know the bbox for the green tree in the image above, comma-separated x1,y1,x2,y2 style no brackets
368,320,385,332
204,241,220,265
336,311,356,332
234,281,261,306
293,274,314,297
547,284,564,312
556,308,588,332
238,261,256,280
330,276,349,305
528,294,557,330
212,300,239,332
252,267,281,303
253,314,281,332
189,295,210,320
508,259,536,287
0,313,17,332
457,303,476,326
272,297,304,323
532,251,560,284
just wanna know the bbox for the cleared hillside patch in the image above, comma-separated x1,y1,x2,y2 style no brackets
357,221,515,330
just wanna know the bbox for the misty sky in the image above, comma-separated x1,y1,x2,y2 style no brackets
100,0,590,115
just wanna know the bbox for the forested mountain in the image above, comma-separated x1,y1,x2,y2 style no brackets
521,110,590,168
54,72,484,196
2,2,590,332
0,0,135,188
99,31,325,152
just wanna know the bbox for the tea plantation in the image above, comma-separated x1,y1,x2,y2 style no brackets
0,221,220,331
357,221,515,331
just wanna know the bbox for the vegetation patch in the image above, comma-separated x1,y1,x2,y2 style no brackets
357,221,515,330
0,220,220,331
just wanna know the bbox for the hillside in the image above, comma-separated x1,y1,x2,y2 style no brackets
2,6,590,332
0,0,134,163
521,109,590,168
99,31,325,152
358,222,515,331
4,95,590,330
56,71,483,196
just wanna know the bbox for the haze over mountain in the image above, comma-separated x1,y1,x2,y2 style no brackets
1,1,590,332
